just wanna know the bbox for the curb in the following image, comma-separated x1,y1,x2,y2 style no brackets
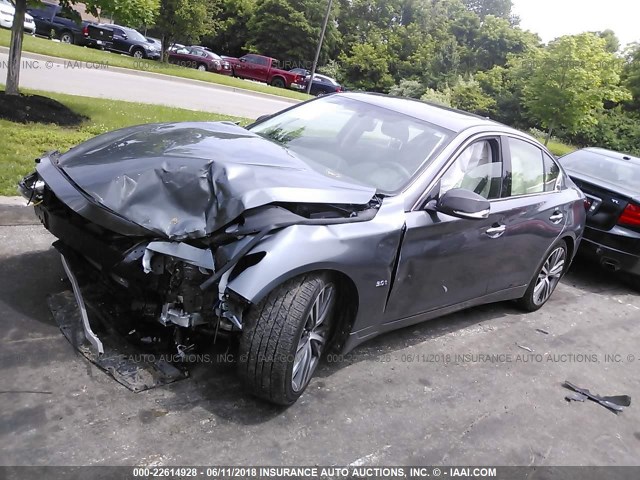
0,46,301,105
0,196,39,226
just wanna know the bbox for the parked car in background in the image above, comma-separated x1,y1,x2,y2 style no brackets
27,1,87,44
19,93,586,405
82,23,113,49
168,46,231,75
0,0,36,35
86,24,161,59
289,68,343,96
225,54,305,89
559,148,640,289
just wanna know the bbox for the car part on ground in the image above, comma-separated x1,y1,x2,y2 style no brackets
20,93,586,404
559,148,640,290
564,381,631,414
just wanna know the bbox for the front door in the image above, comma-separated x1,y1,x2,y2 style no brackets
384,138,507,321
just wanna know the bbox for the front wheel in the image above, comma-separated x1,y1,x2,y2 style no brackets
132,49,145,59
238,273,337,405
517,240,567,312
197,63,207,72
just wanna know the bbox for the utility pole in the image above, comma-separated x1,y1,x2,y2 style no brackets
307,0,333,95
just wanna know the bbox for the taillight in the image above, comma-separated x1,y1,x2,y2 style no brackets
83,25,88,36
335,87,342,93
619,203,640,227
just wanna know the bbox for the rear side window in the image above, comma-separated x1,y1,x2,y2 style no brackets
508,138,545,196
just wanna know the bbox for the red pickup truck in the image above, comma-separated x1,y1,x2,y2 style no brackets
224,54,305,90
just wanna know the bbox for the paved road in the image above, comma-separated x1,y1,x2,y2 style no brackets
0,51,297,119
1,206,639,466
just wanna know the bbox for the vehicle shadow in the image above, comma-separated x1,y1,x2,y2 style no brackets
564,256,638,295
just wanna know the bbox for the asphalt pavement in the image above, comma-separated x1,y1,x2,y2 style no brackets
1,201,639,466
0,49,297,119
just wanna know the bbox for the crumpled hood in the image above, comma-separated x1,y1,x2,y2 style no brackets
52,121,376,239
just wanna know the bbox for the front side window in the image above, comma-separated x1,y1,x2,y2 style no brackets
508,137,545,196
439,140,503,200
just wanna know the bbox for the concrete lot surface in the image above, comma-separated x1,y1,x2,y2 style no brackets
1,211,639,466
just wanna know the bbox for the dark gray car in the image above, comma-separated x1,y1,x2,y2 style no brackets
19,93,586,405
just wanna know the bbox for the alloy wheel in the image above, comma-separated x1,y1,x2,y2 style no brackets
533,247,566,306
292,284,335,392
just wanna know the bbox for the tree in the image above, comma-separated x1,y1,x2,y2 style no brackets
450,76,496,116
339,37,395,92
245,0,339,65
463,0,518,24
622,43,640,110
156,0,218,59
5,0,27,95
83,0,159,27
201,0,256,57
521,33,630,144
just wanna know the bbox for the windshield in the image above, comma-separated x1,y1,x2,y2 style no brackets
560,150,640,193
248,96,453,193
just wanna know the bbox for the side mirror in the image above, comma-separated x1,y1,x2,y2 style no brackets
436,188,490,220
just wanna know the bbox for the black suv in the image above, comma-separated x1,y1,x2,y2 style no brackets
95,24,161,60
27,1,87,45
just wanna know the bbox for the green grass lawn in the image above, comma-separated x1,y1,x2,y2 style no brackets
0,88,248,196
544,139,576,157
0,29,311,101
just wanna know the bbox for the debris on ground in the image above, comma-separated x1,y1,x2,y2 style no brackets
563,381,631,414
516,343,533,352
536,328,550,335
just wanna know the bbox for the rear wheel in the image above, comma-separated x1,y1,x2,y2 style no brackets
270,77,286,88
517,240,567,312
238,273,337,405
59,31,73,44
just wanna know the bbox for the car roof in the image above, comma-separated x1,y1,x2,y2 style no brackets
578,147,640,165
340,92,502,133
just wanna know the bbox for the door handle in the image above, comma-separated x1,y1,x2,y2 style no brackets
549,211,564,224
486,224,506,238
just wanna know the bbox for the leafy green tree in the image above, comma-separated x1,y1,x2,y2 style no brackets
622,43,640,110
339,37,395,92
83,0,160,27
463,0,518,23
521,33,631,144
245,0,338,64
156,0,218,59
389,79,427,99
469,15,539,71
201,0,256,57
450,76,496,116
595,29,620,54
420,88,452,107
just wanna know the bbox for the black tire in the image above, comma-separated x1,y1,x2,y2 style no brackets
270,77,286,88
238,273,337,405
59,31,73,44
132,48,145,59
623,273,640,292
517,239,568,312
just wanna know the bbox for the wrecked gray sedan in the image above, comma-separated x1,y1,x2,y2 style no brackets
20,93,586,404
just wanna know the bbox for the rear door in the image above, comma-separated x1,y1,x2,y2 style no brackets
484,136,569,294
110,27,128,53
29,4,55,35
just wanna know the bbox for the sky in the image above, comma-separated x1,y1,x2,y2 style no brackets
512,0,639,50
